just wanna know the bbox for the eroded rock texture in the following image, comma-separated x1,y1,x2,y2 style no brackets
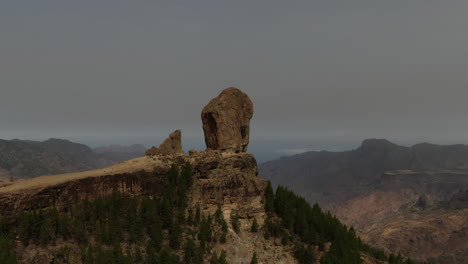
145,129,183,156
201,87,253,152
0,151,264,220
187,151,265,218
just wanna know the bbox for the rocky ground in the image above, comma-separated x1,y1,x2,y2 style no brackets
332,189,468,264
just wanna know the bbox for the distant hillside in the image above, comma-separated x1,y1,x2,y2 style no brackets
0,139,145,180
93,144,146,163
260,139,468,206
260,139,468,263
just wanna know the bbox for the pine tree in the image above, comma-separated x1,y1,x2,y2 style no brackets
294,245,315,264
265,181,275,213
184,239,196,264
145,241,158,264
0,237,18,264
250,218,258,232
169,223,181,249
195,205,201,225
220,231,227,244
134,247,143,264
198,215,212,249
210,251,218,264
218,250,228,264
250,252,258,264
160,196,173,229
215,205,223,224
230,210,240,233
83,244,94,264
187,208,194,226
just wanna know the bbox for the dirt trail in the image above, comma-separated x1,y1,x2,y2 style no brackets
0,157,158,194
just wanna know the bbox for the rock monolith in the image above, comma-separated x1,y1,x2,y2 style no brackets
201,87,253,152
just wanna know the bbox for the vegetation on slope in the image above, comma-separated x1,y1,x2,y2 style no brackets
264,182,426,264
0,163,226,264
0,165,426,264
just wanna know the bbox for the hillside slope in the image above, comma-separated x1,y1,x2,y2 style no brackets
0,151,409,264
260,139,468,263
260,139,468,206
0,139,145,180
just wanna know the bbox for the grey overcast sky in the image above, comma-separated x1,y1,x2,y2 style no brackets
2,0,468,158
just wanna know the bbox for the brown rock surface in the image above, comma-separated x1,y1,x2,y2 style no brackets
145,129,183,156
0,150,292,264
201,87,253,152
362,208,468,264
0,151,265,221
187,151,265,218
332,190,468,264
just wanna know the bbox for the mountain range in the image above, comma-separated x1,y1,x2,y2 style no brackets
260,139,468,263
260,139,468,206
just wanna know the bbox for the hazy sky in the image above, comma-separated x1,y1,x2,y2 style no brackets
2,1,468,157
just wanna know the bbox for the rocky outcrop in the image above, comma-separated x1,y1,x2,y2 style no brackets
0,87,298,264
0,150,264,219
145,129,183,156
187,151,265,218
201,87,254,152
0,150,285,264
0,170,169,220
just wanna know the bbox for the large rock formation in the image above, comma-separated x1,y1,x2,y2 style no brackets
145,129,183,156
0,150,280,264
201,87,253,152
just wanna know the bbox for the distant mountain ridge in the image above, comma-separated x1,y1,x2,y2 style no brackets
0,138,145,180
260,138,468,205
260,138,468,263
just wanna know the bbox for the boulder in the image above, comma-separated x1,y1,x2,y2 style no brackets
201,87,253,152
145,130,183,156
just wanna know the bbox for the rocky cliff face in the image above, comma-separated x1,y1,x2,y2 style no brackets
188,151,266,217
0,151,264,219
0,148,296,264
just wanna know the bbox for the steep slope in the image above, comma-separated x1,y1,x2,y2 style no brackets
0,150,409,264
330,189,468,263
260,139,468,206
260,139,468,263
